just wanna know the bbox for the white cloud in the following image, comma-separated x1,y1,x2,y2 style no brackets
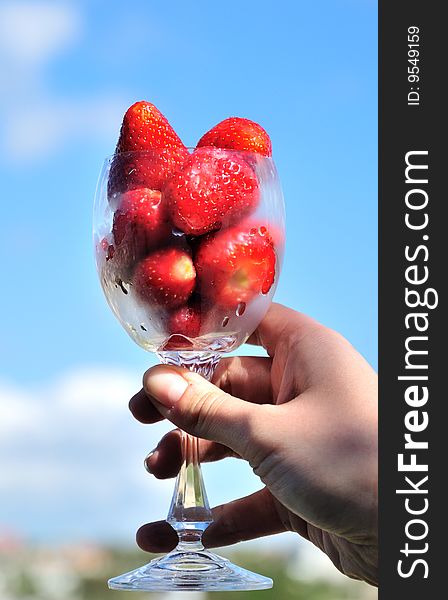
0,383,43,441
2,95,125,161
0,2,125,162
0,367,173,542
0,2,80,97
0,2,81,66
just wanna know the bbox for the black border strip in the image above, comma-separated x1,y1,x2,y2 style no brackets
379,2,445,596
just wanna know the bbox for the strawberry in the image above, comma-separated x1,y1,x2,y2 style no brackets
112,188,171,262
168,304,201,338
108,146,189,198
247,222,285,254
162,303,202,350
195,223,276,308
117,101,186,154
133,248,196,308
197,117,272,157
108,101,188,197
164,147,259,236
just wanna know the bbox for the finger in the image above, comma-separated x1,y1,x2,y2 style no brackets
246,303,354,397
142,365,273,459
137,488,289,553
130,356,273,425
137,520,178,553
145,429,237,479
129,388,164,424
205,488,289,547
212,356,272,405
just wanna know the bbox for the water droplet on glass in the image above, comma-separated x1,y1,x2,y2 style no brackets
116,278,128,295
236,302,246,316
222,316,229,327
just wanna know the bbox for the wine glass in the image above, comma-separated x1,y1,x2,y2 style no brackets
93,148,285,591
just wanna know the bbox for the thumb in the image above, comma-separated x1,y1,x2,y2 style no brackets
142,364,264,459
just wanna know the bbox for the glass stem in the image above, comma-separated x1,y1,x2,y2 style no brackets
157,351,221,553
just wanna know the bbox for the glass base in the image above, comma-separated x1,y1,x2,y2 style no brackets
108,548,273,591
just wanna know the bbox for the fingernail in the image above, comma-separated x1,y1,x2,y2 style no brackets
145,367,188,408
144,449,157,473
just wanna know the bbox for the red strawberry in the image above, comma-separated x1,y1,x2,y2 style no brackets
164,147,259,236
133,248,196,308
197,117,272,157
112,188,171,262
108,146,189,197
108,101,188,197
245,222,285,255
168,304,201,337
117,101,186,153
162,303,202,350
195,223,276,308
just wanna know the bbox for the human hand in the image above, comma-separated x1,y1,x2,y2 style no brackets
129,303,378,586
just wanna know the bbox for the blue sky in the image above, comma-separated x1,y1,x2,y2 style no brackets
0,0,377,551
